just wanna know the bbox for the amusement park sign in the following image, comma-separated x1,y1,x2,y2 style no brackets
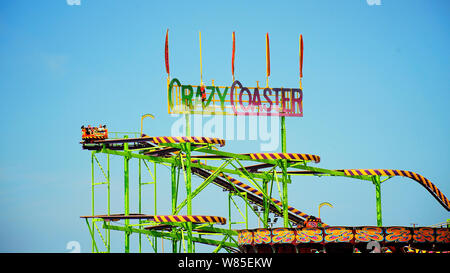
167,78,303,117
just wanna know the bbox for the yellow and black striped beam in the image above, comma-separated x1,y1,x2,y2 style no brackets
153,215,226,225
152,136,225,147
83,135,106,140
343,169,450,211
249,153,320,163
81,214,226,225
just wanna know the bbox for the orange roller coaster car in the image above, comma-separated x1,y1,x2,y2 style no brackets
81,125,108,143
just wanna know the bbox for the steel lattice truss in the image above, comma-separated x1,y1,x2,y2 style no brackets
80,134,449,253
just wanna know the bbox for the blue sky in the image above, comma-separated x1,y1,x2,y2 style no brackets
0,0,449,252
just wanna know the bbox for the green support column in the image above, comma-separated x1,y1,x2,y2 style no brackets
107,154,110,253
281,160,289,227
184,142,193,252
183,112,193,252
91,151,95,253
138,158,142,253
124,137,130,253
280,115,289,227
171,163,178,253
152,161,158,252
153,162,157,215
372,175,382,227
281,116,286,153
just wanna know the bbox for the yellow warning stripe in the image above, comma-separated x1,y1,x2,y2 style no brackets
249,153,321,163
152,136,226,147
343,169,449,211
152,215,226,224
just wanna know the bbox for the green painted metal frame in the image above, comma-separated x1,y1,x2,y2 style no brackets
102,221,238,249
88,151,111,253
139,158,158,252
83,120,393,252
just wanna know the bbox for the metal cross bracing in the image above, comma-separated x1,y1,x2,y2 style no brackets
82,134,241,253
83,133,160,253
80,30,450,252
80,131,450,253
82,134,316,253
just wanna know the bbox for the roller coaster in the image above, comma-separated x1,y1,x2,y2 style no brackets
80,131,450,253
79,31,449,253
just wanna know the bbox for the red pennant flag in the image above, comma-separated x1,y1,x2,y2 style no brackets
299,34,303,78
165,29,170,75
232,32,236,77
266,33,270,78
